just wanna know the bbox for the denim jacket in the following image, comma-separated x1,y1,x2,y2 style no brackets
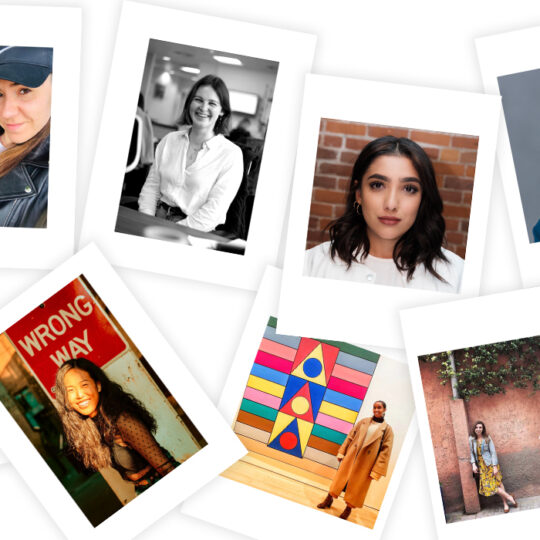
469,435,498,467
0,136,49,227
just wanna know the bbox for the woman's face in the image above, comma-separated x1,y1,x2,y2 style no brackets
474,423,484,437
0,74,52,147
373,401,386,419
356,155,422,257
188,85,223,133
64,368,101,418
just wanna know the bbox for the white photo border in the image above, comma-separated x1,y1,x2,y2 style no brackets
181,265,417,540
400,288,540,540
0,6,80,268
0,243,246,540
79,1,316,291
476,26,540,288
278,73,501,349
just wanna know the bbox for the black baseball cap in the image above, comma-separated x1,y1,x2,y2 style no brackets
0,46,53,88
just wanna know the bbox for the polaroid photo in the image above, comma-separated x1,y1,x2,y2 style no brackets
79,1,316,290
0,243,246,540
278,74,501,349
401,287,540,540
0,6,80,268
476,27,540,288
181,266,416,540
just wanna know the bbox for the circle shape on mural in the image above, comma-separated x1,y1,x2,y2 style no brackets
280,432,298,450
303,357,322,378
291,396,309,415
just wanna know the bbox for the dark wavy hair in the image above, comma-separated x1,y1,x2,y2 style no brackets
178,74,231,135
54,358,157,471
471,420,489,438
328,135,448,281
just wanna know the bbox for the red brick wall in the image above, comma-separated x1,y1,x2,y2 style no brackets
419,357,540,514
307,119,479,259
419,359,464,513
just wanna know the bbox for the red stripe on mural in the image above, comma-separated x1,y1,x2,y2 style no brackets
327,377,367,399
255,350,294,374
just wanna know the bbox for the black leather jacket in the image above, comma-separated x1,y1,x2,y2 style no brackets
0,136,49,227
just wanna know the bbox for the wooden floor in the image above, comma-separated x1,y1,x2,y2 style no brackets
221,453,378,529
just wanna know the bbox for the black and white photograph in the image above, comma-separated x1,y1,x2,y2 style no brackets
115,39,279,254
80,2,316,290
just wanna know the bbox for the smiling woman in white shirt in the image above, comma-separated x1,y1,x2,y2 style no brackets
138,75,243,233
304,136,464,292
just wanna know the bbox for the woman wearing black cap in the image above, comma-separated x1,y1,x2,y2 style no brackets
0,46,52,227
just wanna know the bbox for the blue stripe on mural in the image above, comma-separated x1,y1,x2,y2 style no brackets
311,424,347,445
239,398,279,422
263,325,302,349
323,389,363,412
336,350,377,375
250,362,290,386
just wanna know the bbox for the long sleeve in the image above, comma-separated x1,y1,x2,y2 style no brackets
488,437,498,466
138,135,167,216
469,437,476,464
371,425,394,478
178,144,243,232
116,413,176,476
338,422,361,457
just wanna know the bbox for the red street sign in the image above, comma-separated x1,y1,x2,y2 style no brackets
5,277,128,398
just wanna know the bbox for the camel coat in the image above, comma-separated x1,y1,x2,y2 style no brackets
329,417,394,508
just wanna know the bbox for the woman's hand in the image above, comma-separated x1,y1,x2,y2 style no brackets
493,465,498,475
337,453,344,462
472,463,478,475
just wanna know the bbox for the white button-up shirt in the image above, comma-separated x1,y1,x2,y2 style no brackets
138,127,243,232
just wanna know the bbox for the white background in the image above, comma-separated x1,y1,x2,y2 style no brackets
0,0,535,539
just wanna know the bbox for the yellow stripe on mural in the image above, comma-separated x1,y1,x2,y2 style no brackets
247,375,285,398
319,401,357,423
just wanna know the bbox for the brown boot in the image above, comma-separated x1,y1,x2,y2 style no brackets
339,506,352,520
317,494,334,509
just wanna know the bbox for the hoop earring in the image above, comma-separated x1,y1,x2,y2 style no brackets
353,201,362,216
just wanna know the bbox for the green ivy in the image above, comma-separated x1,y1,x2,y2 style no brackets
419,337,540,400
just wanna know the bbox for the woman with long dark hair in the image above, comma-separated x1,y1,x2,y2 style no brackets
304,136,464,292
0,46,52,227
317,400,394,520
54,358,178,494
138,74,243,232
469,421,517,513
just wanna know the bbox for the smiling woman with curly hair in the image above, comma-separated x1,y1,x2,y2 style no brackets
54,358,179,494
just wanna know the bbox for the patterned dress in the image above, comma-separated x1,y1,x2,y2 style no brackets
477,439,502,496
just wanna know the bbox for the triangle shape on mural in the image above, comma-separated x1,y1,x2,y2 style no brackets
268,412,295,445
291,338,320,372
278,375,307,409
307,380,326,418
267,415,303,458
280,381,316,422
297,418,314,454
291,343,327,386
291,338,340,385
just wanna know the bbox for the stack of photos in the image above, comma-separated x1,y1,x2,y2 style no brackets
2,2,540,540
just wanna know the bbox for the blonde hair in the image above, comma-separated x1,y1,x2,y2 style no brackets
0,120,50,177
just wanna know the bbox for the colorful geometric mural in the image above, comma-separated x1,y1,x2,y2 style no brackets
234,317,379,469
